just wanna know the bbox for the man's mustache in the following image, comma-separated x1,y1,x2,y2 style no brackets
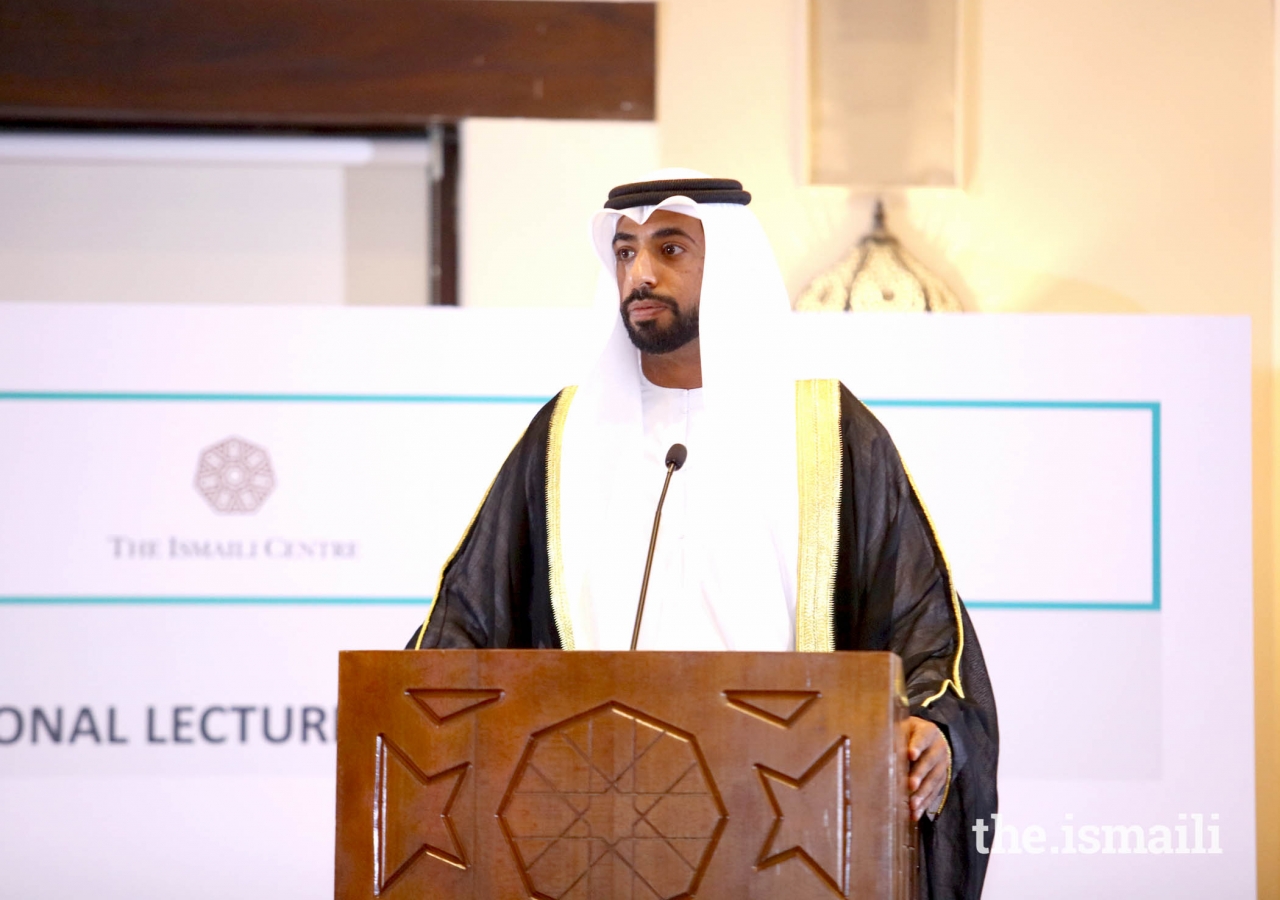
622,287,679,312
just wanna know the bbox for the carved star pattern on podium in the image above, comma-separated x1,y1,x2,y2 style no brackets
498,702,727,900
373,734,470,895
723,690,821,728
755,736,852,897
405,688,504,725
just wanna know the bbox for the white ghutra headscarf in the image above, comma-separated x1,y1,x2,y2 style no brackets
556,169,802,651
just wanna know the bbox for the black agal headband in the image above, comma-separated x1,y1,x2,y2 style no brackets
604,178,751,210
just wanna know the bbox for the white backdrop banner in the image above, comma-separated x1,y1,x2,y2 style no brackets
0,305,1254,899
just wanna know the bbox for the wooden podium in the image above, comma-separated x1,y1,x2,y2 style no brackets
335,651,917,899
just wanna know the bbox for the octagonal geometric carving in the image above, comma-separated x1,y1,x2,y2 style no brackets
194,436,275,514
498,701,726,900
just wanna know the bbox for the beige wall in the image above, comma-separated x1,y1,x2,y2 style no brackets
1271,1,1280,886
459,118,659,307
660,0,1275,891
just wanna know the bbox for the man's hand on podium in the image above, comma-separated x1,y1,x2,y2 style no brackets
907,716,952,822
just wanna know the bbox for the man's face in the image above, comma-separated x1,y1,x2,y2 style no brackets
612,209,705,354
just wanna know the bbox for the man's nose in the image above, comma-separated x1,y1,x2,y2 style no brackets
631,247,658,287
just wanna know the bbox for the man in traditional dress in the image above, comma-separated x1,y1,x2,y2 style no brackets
409,171,998,898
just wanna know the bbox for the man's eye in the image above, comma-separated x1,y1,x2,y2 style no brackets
615,248,635,261
662,244,684,256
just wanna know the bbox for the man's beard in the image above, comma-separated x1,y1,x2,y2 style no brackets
621,287,700,354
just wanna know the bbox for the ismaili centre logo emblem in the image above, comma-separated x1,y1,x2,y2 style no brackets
194,437,276,514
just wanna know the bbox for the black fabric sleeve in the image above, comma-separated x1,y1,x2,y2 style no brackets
405,394,563,650
834,384,999,900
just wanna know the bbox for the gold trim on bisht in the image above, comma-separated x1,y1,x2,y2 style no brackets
901,458,967,705
933,743,954,817
545,386,578,650
415,475,499,650
794,378,843,652
414,389,574,651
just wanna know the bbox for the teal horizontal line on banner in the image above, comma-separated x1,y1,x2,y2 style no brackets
0,596,1158,611
964,600,1159,611
866,399,1158,411
0,596,429,605
0,391,1157,410
0,391,553,404
0,597,1156,611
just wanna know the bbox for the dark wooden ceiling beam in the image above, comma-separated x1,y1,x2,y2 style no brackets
0,0,655,128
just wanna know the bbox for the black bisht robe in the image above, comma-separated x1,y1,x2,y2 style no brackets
410,383,999,899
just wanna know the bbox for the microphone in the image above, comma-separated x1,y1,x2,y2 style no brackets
630,443,688,651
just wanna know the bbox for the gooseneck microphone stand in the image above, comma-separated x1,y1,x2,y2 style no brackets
630,443,688,651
